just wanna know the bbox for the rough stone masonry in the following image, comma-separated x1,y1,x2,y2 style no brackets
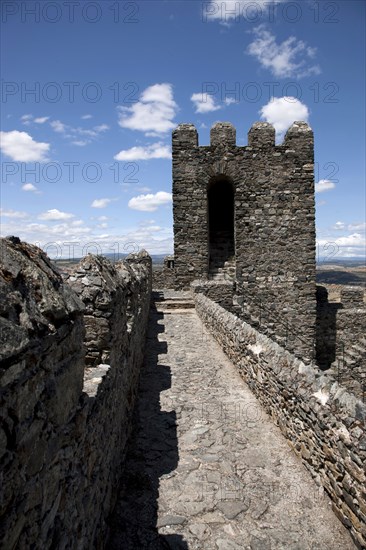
0,237,151,549
172,121,316,361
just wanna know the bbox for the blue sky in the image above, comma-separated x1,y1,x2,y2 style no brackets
1,0,365,259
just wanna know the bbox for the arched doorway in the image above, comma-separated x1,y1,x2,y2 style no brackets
208,176,235,278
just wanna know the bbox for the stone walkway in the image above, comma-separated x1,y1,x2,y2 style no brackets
108,292,356,549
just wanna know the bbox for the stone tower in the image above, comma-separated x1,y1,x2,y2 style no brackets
172,121,316,359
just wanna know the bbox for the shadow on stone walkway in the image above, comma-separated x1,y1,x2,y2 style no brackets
107,303,188,549
107,292,355,550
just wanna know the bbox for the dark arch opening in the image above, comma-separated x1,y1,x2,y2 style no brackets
208,176,235,277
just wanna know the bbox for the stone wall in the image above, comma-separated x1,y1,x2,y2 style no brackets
191,280,234,310
172,121,316,360
194,292,366,549
337,287,366,352
0,238,151,549
152,255,176,289
316,285,366,400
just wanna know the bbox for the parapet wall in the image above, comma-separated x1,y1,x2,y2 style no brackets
152,255,176,289
194,292,366,548
0,238,151,549
191,279,234,310
316,285,366,400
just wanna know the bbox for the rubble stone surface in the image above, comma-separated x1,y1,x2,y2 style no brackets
108,291,357,549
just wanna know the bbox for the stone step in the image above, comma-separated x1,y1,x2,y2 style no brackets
209,266,235,274
209,273,235,282
210,261,235,267
209,273,235,279
210,259,235,267
152,298,195,312
210,260,235,267
159,300,194,309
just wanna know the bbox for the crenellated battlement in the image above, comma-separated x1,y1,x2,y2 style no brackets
248,121,275,148
172,120,313,152
172,123,198,148
210,121,236,147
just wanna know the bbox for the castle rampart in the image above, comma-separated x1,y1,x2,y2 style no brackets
194,292,366,548
0,237,151,549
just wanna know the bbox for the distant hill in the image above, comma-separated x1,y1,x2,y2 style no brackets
316,258,366,287
54,255,366,284
54,253,168,267
317,258,365,268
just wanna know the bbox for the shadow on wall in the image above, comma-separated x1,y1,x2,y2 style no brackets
107,295,188,549
315,286,342,370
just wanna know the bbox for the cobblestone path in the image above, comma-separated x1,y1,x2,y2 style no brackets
108,292,355,549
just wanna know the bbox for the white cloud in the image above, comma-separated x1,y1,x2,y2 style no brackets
118,83,178,136
21,114,33,125
348,222,366,231
114,142,171,161
50,119,109,145
22,183,40,194
81,114,93,120
7,222,90,239
315,179,336,193
247,25,321,78
332,222,366,231
0,216,174,258
260,97,309,137
50,120,66,133
21,114,49,125
72,140,88,147
0,208,28,219
0,130,50,162
317,232,366,258
334,233,365,247
91,198,114,209
224,97,238,106
38,209,75,221
191,92,221,113
94,124,109,133
146,225,161,232
128,191,172,212
74,126,110,137
34,116,49,124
